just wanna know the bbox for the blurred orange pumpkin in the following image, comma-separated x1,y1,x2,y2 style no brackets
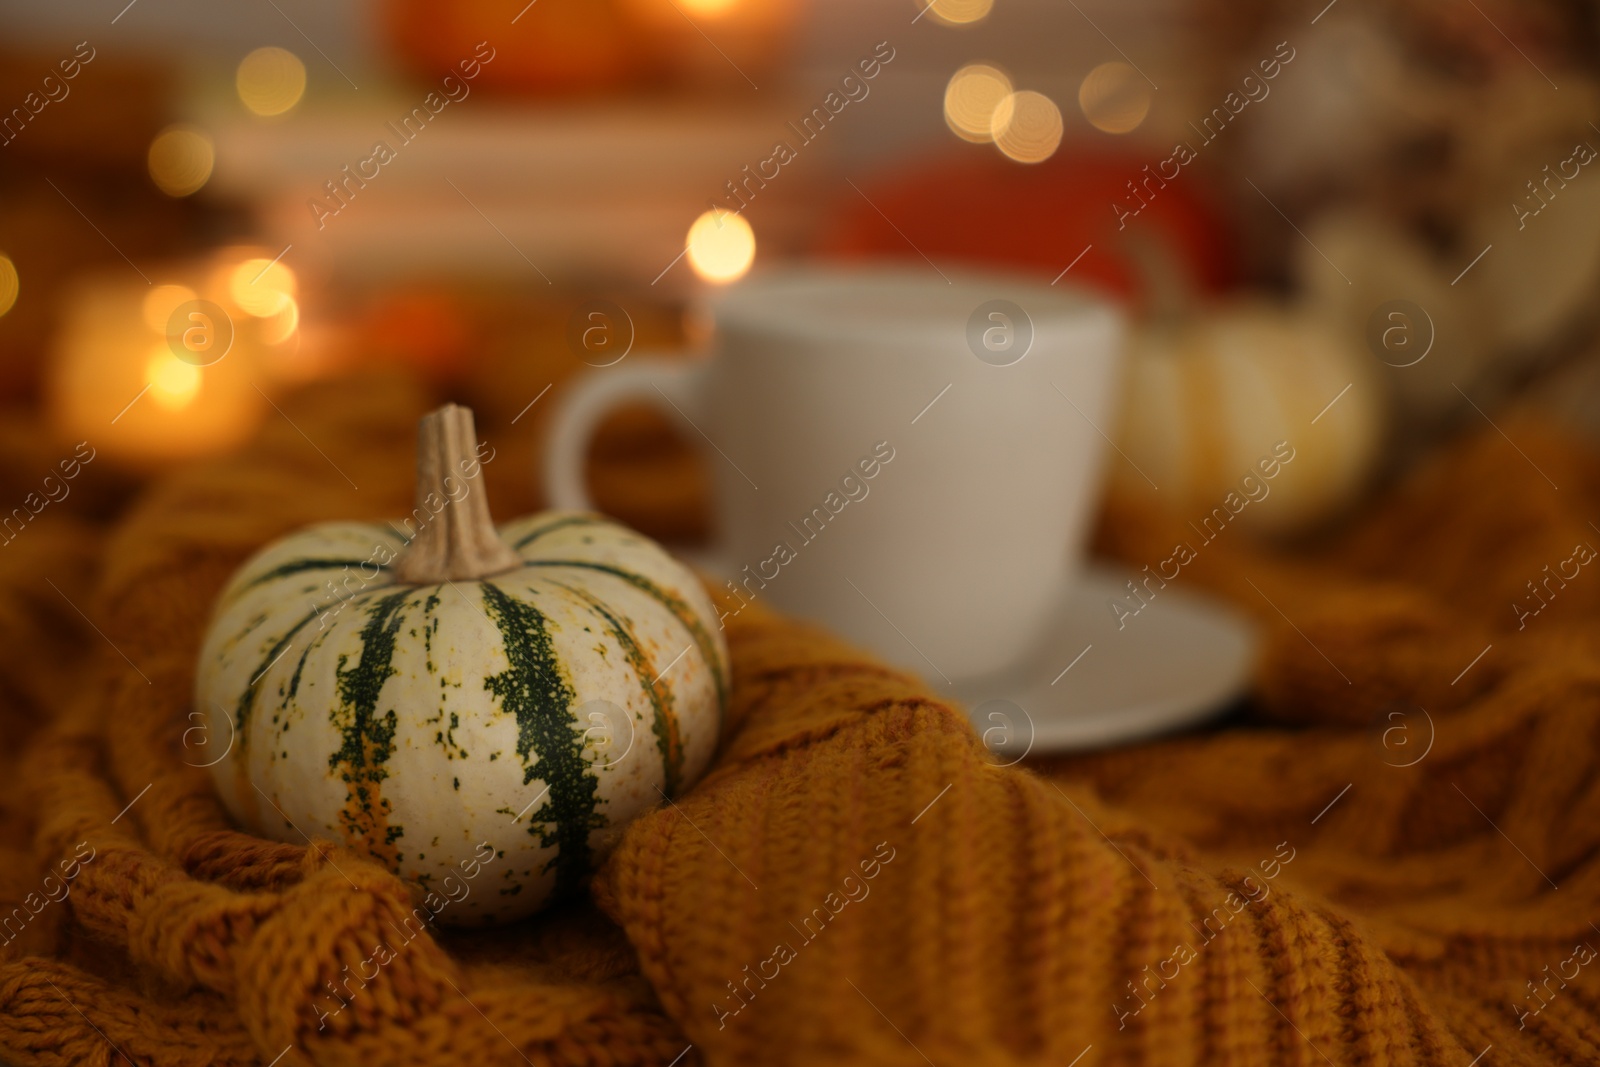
355,288,475,383
382,0,642,95
617,0,800,87
819,150,1239,309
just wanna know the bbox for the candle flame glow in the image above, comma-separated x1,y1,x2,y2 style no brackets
145,347,203,411
142,284,196,333
259,294,300,345
229,258,296,317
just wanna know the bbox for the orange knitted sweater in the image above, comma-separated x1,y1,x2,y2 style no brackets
1,372,1596,1067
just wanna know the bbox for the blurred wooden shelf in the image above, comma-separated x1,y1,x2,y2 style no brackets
196,96,838,289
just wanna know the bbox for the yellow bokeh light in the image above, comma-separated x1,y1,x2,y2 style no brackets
142,284,196,333
1078,61,1152,134
680,0,740,14
919,0,993,26
237,47,307,117
259,294,300,344
229,257,296,317
993,90,1063,164
148,126,215,198
944,64,1014,143
145,347,202,411
0,255,16,318
686,210,755,284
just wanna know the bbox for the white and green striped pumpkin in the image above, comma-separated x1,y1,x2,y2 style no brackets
196,404,727,924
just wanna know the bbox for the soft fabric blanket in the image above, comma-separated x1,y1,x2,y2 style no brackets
0,372,1595,1067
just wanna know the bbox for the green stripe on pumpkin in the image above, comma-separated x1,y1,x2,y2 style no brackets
480,581,603,899
233,602,329,750
230,600,339,824
329,589,409,867
522,559,727,722
549,578,682,799
511,513,606,550
287,621,335,701
244,557,387,591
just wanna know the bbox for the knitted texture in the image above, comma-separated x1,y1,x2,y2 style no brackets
0,372,1595,1066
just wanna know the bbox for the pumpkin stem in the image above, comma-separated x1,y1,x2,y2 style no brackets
393,404,521,583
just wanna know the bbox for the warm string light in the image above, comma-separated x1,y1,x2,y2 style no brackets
919,0,994,26
236,47,306,117
993,90,1063,163
944,64,1013,143
686,211,756,284
943,65,1063,163
1078,61,1151,134
148,125,214,197
945,52,1147,161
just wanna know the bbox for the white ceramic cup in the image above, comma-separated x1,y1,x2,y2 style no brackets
544,266,1123,683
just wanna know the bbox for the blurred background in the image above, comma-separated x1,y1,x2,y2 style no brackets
3,0,1600,544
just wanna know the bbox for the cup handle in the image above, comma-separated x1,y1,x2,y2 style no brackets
543,356,709,512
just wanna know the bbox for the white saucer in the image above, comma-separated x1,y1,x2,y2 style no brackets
950,564,1258,755
675,548,1256,754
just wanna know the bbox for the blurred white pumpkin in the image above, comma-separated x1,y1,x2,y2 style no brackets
1109,301,1383,536
1465,149,1600,356
1298,209,1492,429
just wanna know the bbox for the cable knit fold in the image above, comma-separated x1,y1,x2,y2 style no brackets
0,377,1594,1066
